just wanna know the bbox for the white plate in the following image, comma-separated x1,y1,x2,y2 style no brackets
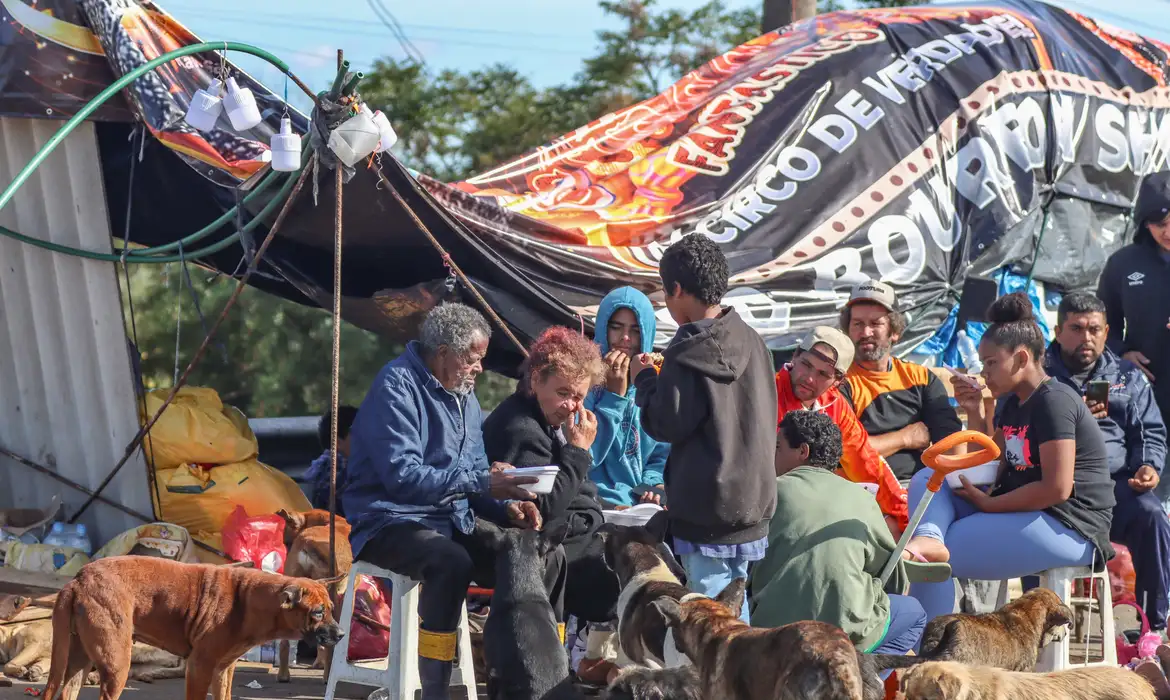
602,503,664,527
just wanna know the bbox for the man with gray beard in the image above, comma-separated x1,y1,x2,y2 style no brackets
839,281,962,482
343,302,559,698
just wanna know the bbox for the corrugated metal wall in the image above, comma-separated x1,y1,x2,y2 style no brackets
0,117,151,545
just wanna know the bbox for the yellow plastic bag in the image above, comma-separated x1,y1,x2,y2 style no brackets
153,459,310,537
92,523,196,563
141,387,258,470
3,542,90,577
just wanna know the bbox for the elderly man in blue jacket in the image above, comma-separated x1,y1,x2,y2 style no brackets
1047,292,1170,633
342,302,562,698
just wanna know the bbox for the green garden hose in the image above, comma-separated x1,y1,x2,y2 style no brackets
0,41,310,264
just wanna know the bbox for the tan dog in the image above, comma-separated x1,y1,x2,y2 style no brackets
1,616,185,684
901,660,1156,700
274,508,352,682
652,578,866,700
917,589,1073,671
41,556,344,700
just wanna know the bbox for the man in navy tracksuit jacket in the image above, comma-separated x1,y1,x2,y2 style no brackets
1047,292,1170,631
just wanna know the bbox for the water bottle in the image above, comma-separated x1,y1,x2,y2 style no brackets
71,523,93,555
42,522,68,548
367,690,390,700
956,330,983,374
42,523,93,554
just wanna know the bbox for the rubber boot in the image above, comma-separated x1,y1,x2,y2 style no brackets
419,656,453,700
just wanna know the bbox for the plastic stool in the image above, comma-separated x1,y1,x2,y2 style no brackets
324,560,477,700
1034,566,1116,672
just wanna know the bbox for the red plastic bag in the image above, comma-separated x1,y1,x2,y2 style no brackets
221,505,286,573
1108,542,1137,605
347,575,392,662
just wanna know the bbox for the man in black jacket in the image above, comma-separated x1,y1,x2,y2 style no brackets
631,235,778,623
1099,171,1170,510
1047,292,1170,632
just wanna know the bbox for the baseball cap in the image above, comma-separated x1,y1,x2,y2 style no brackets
847,279,898,312
798,326,855,375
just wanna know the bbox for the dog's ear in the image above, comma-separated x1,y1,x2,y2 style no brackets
280,584,304,610
657,544,687,584
538,520,570,556
652,597,682,627
276,508,305,532
474,518,509,552
714,578,747,616
645,510,669,543
596,522,621,538
316,573,346,587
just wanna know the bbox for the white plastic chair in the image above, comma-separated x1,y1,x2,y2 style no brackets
324,560,477,700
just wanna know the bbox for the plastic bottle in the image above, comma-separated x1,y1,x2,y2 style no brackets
42,522,92,554
367,690,390,700
72,523,92,555
42,522,68,548
956,330,983,374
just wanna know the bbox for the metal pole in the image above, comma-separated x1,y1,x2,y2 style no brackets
328,48,344,584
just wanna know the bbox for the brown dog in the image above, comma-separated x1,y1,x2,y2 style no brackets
652,578,866,700
901,660,1157,700
917,588,1072,671
41,556,344,700
274,508,352,682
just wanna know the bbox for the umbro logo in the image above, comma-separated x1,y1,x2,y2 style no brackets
1128,272,1145,286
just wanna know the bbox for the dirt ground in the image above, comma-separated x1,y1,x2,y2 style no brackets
0,663,488,700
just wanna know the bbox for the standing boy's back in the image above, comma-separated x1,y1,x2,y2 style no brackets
629,235,777,622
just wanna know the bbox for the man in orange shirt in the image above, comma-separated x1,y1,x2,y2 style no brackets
775,326,908,535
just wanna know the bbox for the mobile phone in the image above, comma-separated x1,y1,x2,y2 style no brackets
1086,380,1110,406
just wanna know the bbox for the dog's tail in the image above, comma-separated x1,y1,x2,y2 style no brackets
917,619,960,661
41,585,76,700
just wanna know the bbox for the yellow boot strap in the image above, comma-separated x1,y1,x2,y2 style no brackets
418,629,458,662
558,622,566,645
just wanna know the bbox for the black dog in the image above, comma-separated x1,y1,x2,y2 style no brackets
477,519,570,700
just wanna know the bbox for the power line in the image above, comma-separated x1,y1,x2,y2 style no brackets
158,3,586,41
366,0,426,64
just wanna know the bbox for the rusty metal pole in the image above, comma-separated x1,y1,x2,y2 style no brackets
328,49,344,584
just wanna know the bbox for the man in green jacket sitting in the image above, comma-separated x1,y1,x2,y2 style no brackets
750,410,936,656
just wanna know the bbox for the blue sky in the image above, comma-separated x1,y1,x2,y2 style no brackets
162,0,1170,114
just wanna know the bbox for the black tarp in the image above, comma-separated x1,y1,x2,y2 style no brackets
5,0,1170,374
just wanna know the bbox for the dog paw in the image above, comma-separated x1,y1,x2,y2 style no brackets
277,671,291,683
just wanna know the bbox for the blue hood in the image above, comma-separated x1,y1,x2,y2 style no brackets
594,287,656,355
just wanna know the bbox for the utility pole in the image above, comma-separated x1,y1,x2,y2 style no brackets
762,0,818,32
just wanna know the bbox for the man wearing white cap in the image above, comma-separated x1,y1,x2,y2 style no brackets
839,280,962,482
775,325,908,535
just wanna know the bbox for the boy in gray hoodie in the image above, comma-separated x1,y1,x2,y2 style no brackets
631,235,778,623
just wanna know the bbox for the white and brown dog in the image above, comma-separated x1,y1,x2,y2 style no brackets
600,513,692,669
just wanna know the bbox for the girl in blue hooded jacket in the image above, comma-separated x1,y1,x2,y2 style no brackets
584,286,670,507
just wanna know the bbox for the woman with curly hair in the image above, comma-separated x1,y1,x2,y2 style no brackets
482,326,622,681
